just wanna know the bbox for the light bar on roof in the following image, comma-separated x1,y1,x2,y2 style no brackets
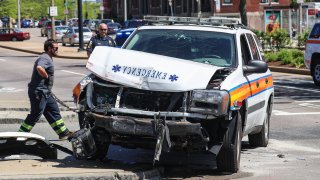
144,15,241,26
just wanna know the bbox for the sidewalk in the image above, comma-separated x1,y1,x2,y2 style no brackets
0,41,87,59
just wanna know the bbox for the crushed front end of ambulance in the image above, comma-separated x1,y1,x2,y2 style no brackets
71,47,234,164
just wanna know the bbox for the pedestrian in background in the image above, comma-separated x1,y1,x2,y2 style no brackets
18,39,73,140
86,23,116,58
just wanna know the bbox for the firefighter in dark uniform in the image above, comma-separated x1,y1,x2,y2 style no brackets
86,23,116,58
18,39,73,140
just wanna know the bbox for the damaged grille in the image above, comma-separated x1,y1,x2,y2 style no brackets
92,80,185,112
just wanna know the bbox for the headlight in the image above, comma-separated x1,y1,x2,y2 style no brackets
72,75,93,103
189,90,229,116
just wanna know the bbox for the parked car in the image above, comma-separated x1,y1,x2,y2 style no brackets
0,28,30,41
47,25,69,42
94,19,114,31
122,19,147,29
71,16,273,173
41,20,63,37
106,22,121,35
114,28,135,47
100,19,114,24
34,20,39,28
85,19,100,31
68,18,79,26
61,27,92,46
38,19,48,28
21,19,31,28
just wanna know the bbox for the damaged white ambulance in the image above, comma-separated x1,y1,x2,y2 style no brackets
71,16,274,173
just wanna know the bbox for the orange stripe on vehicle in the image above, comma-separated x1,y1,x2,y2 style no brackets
306,40,320,44
229,75,273,109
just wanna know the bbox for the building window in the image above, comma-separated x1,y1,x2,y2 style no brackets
224,0,232,4
260,0,279,3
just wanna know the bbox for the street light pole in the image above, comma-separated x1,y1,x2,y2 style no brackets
168,0,173,17
100,0,104,20
77,0,84,51
124,0,127,21
51,0,56,41
197,0,201,18
17,0,21,29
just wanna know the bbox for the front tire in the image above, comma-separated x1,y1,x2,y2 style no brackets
216,111,242,173
11,37,17,41
248,102,271,147
311,60,320,86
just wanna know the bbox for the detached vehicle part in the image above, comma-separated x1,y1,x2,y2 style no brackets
72,16,274,173
0,132,57,159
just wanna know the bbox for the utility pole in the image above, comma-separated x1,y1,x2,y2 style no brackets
17,0,21,29
168,0,173,17
51,0,56,41
124,0,127,21
299,2,303,34
64,0,68,23
100,0,104,20
197,0,201,18
78,0,84,51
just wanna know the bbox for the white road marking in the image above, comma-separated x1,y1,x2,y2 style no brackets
0,59,6,62
275,85,320,93
0,87,23,93
60,70,86,76
298,103,320,109
295,100,320,103
272,110,320,116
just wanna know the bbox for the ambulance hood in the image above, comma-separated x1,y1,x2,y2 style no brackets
86,46,224,92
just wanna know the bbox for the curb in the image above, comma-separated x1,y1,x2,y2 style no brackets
269,66,310,75
5,168,163,180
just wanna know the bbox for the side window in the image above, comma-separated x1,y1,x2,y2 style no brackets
240,34,251,65
246,33,260,60
309,24,320,38
253,34,265,61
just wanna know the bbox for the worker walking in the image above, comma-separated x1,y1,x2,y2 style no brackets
18,39,73,140
86,23,116,58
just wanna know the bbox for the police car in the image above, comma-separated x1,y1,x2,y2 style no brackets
72,16,274,173
304,23,320,86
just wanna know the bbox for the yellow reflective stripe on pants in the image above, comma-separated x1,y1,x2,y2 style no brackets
55,126,67,135
21,121,33,131
50,119,64,128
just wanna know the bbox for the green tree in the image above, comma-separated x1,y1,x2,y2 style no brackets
0,0,17,18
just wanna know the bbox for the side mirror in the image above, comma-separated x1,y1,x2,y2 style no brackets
243,60,268,74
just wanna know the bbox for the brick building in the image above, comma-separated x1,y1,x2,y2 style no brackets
102,0,296,32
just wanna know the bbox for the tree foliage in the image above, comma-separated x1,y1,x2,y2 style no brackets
0,0,100,20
